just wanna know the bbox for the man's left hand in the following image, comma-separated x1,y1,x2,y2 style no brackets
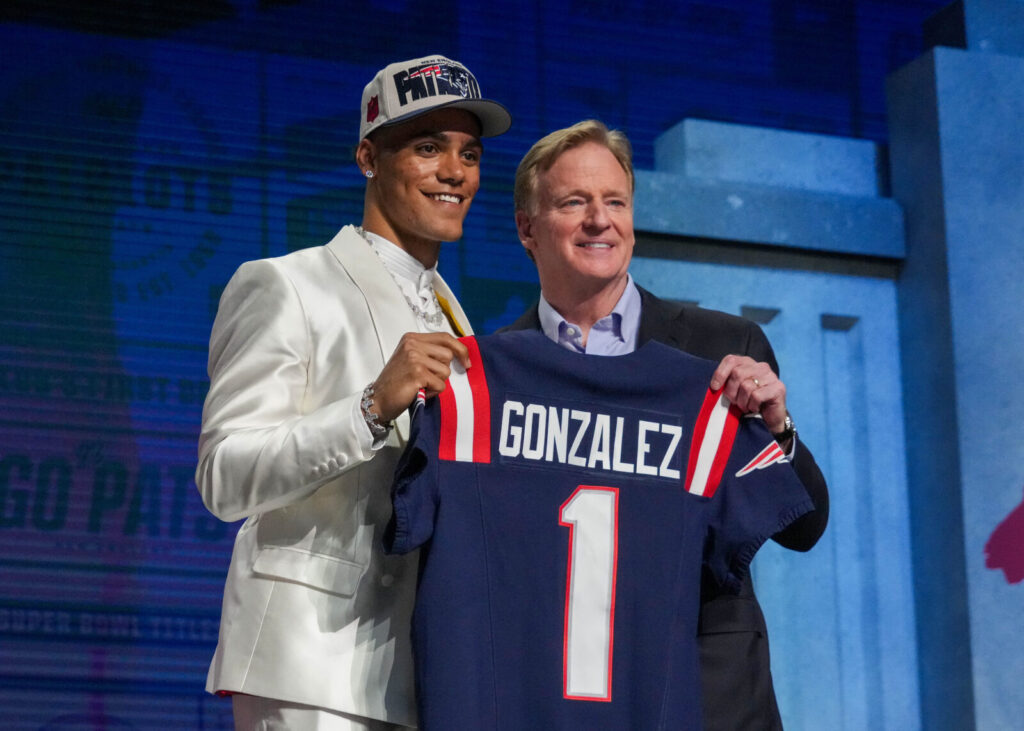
709,354,788,434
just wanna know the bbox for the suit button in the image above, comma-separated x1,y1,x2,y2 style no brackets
380,574,394,587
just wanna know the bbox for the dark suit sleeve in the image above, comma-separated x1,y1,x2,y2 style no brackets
741,324,829,551
629,290,826,730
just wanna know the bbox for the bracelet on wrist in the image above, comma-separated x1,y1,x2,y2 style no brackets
360,383,392,440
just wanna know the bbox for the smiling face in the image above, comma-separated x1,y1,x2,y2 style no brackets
358,107,483,266
516,141,635,313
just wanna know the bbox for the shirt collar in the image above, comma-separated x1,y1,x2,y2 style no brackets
361,228,437,292
538,275,641,354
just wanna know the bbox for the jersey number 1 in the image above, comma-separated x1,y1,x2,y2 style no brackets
559,485,619,701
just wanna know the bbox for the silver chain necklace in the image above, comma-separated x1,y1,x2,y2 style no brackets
356,227,447,330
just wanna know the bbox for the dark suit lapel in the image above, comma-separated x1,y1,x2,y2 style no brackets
502,303,541,332
637,286,693,351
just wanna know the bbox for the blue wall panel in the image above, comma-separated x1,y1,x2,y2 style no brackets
888,42,1024,731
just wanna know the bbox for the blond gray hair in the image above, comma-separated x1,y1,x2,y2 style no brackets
513,119,634,214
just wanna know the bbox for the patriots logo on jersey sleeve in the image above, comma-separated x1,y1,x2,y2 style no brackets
683,389,791,496
735,440,788,477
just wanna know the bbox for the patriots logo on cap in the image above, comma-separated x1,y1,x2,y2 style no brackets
736,441,788,477
439,64,472,97
366,95,379,123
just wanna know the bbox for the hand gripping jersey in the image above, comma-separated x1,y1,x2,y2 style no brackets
385,330,813,730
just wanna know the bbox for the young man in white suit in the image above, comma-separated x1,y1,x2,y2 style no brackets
196,55,511,730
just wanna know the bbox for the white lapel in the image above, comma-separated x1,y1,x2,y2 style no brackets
433,273,474,337
325,226,420,439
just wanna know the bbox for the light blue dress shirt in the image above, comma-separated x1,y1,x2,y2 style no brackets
538,275,642,356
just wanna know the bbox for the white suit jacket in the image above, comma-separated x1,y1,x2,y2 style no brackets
196,225,472,725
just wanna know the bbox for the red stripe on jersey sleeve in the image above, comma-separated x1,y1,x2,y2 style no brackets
685,387,722,490
438,373,459,461
702,403,740,498
462,336,491,463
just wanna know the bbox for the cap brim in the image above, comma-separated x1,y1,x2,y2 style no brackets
371,98,512,139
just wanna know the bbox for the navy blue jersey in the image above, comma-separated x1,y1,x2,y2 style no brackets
386,330,812,730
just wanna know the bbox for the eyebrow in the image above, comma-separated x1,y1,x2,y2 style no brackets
554,187,630,199
410,130,483,148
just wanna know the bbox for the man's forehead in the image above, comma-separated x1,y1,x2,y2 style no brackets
538,153,631,193
537,182,633,205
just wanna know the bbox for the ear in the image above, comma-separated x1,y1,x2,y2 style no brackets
355,138,377,177
515,209,535,253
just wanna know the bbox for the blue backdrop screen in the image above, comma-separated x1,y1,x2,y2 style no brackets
0,2,946,727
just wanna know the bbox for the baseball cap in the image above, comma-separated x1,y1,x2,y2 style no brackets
360,54,511,140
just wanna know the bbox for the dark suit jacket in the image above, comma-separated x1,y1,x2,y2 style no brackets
502,286,829,731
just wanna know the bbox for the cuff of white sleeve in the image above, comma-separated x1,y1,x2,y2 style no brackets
352,398,388,453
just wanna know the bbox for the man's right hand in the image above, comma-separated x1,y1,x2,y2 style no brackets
370,332,471,423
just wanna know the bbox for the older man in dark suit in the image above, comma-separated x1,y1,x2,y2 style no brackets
503,119,829,730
